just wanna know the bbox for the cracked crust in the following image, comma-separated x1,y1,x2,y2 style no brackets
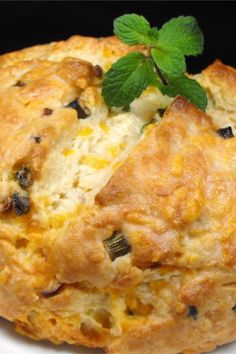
0,35,236,354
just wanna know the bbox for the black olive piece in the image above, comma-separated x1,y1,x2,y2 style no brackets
187,305,198,320
103,231,131,261
14,80,26,87
33,136,41,144
66,99,91,119
15,167,33,189
42,284,63,298
93,65,103,78
150,261,161,268
43,108,53,116
157,108,166,117
12,192,30,216
232,304,236,312
126,309,134,316
217,126,234,139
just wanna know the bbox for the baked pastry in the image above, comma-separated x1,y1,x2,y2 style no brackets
0,35,236,354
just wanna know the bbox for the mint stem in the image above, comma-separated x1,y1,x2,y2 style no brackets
152,58,168,86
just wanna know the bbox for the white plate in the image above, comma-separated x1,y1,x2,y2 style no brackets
0,317,103,354
0,317,235,354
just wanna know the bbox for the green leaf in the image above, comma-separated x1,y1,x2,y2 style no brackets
158,16,204,56
151,47,186,79
102,52,156,107
114,14,159,46
161,75,208,110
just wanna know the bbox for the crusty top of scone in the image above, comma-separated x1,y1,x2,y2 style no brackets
56,96,236,286
0,35,147,69
0,34,236,354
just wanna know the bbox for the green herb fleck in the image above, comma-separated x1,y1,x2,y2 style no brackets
103,231,131,261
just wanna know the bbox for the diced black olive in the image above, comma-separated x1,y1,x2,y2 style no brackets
14,80,26,87
232,304,236,312
93,65,103,78
12,192,30,216
126,309,134,316
42,284,63,298
157,108,166,117
150,261,161,268
43,108,53,116
15,167,33,189
217,126,234,139
187,305,198,320
66,99,91,119
103,231,131,261
33,136,41,144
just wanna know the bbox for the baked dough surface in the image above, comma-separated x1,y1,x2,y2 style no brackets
0,35,236,354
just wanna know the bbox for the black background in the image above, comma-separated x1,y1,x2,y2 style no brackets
0,1,235,73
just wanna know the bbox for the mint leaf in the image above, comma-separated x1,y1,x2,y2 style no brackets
151,47,186,79
158,16,204,55
102,52,156,107
114,14,159,46
161,75,208,110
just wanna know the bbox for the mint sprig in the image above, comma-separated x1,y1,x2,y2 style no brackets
102,52,157,107
102,14,208,111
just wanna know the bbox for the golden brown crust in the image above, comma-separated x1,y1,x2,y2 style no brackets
201,59,236,96
197,60,236,129
0,35,146,70
96,97,236,270
0,34,236,354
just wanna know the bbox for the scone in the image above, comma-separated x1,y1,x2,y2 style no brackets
0,35,236,354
